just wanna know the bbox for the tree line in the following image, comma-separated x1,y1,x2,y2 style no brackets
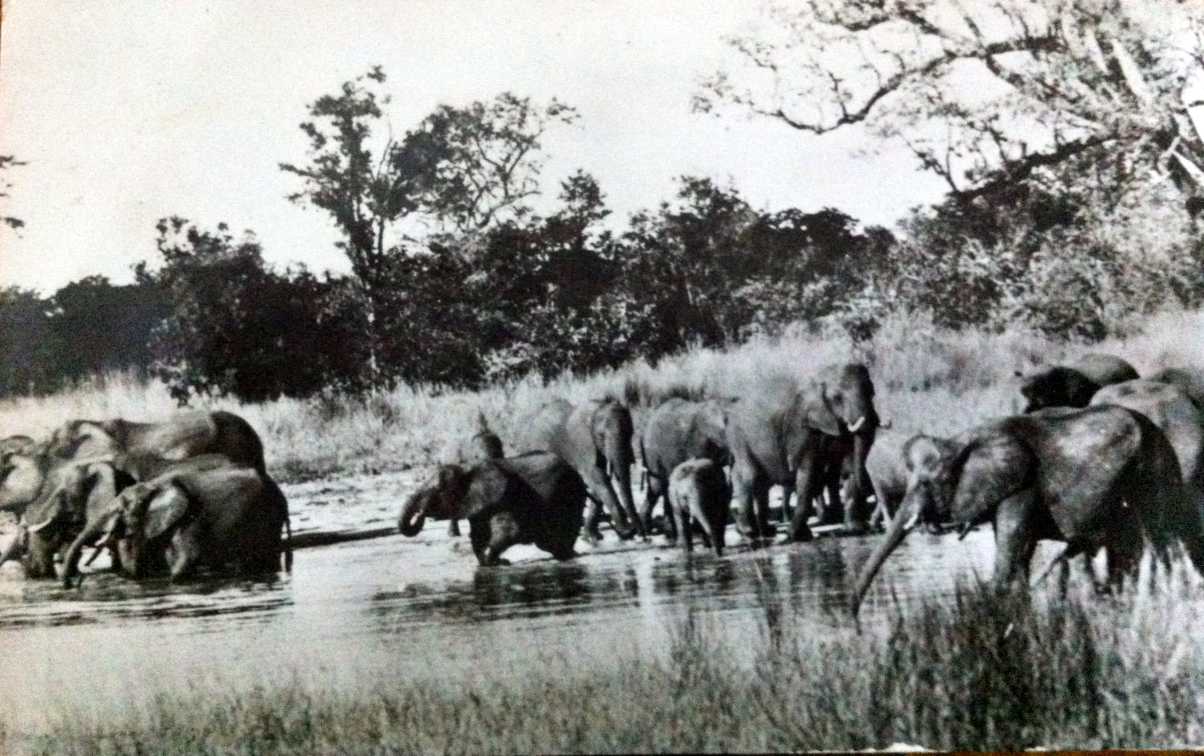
4,1,1204,402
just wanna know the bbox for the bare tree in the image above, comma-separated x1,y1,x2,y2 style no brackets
696,0,1204,208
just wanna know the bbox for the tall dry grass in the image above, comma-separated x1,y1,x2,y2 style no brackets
11,575,1204,754
1,309,1200,482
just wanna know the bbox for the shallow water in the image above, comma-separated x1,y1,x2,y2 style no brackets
0,472,1015,733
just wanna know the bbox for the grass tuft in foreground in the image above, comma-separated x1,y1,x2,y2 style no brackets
17,578,1204,754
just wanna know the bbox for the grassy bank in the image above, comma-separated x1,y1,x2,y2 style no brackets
11,577,1204,754
1,309,1201,483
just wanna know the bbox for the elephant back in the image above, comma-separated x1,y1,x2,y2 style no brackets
1069,353,1139,387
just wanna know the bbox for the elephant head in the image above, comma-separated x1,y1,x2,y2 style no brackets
398,465,474,536
850,432,1028,615
0,449,49,513
8,459,130,578
60,479,191,585
805,363,880,519
588,400,640,537
1017,367,1100,413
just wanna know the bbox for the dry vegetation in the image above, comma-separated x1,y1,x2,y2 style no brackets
1,309,1200,483
10,574,1204,754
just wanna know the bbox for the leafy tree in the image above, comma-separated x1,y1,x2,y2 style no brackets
280,67,436,382
49,275,169,381
413,93,579,237
144,218,344,402
0,287,58,396
0,155,25,232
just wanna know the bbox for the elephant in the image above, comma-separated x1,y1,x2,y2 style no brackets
812,407,883,529
398,452,587,565
61,460,291,585
1,453,238,578
44,410,266,473
850,404,1204,616
1092,380,1203,495
638,397,734,538
839,428,940,532
725,363,879,542
517,398,642,542
668,458,729,557
446,411,506,538
1016,352,1139,413
1148,367,1204,408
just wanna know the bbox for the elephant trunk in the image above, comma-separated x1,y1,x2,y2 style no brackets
606,436,641,539
850,487,921,617
61,509,117,587
398,491,429,538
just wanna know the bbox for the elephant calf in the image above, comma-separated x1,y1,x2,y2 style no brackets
668,458,729,557
398,452,587,566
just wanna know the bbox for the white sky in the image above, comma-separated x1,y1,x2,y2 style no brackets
0,0,947,294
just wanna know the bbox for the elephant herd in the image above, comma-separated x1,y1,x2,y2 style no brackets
2,355,1203,620
399,355,1204,618
0,412,290,586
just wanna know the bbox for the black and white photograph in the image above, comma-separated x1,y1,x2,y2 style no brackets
2,0,1204,751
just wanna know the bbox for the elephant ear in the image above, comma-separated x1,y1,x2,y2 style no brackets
800,382,843,436
136,482,192,541
942,435,1034,527
459,463,517,522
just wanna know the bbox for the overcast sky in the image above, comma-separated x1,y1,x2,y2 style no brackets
0,0,948,294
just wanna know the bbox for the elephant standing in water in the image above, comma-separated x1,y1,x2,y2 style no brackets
668,459,730,557
398,452,587,565
639,397,734,539
850,405,1204,616
446,411,505,538
0,410,270,577
1017,353,1138,413
518,398,642,542
841,428,944,532
61,458,291,585
725,363,879,541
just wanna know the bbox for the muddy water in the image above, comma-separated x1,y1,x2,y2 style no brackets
0,472,1011,733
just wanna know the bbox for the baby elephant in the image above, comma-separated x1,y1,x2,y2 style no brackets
668,458,729,556
399,452,586,566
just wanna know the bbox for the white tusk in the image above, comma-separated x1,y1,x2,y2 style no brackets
27,517,54,533
879,419,892,430
847,415,866,433
902,509,920,531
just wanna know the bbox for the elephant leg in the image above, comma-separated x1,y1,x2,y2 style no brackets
678,505,694,553
584,467,637,541
747,479,772,538
780,483,793,525
990,490,1038,590
788,457,820,542
167,528,203,582
640,479,662,537
448,518,461,538
470,519,493,564
868,477,891,532
483,514,520,566
731,464,759,539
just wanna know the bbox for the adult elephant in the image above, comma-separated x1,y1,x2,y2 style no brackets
518,398,641,542
1148,367,1204,407
638,397,734,539
398,452,587,565
1092,380,1203,496
849,405,1204,616
45,410,266,473
726,363,879,542
446,411,505,538
61,459,291,585
1016,352,1138,413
